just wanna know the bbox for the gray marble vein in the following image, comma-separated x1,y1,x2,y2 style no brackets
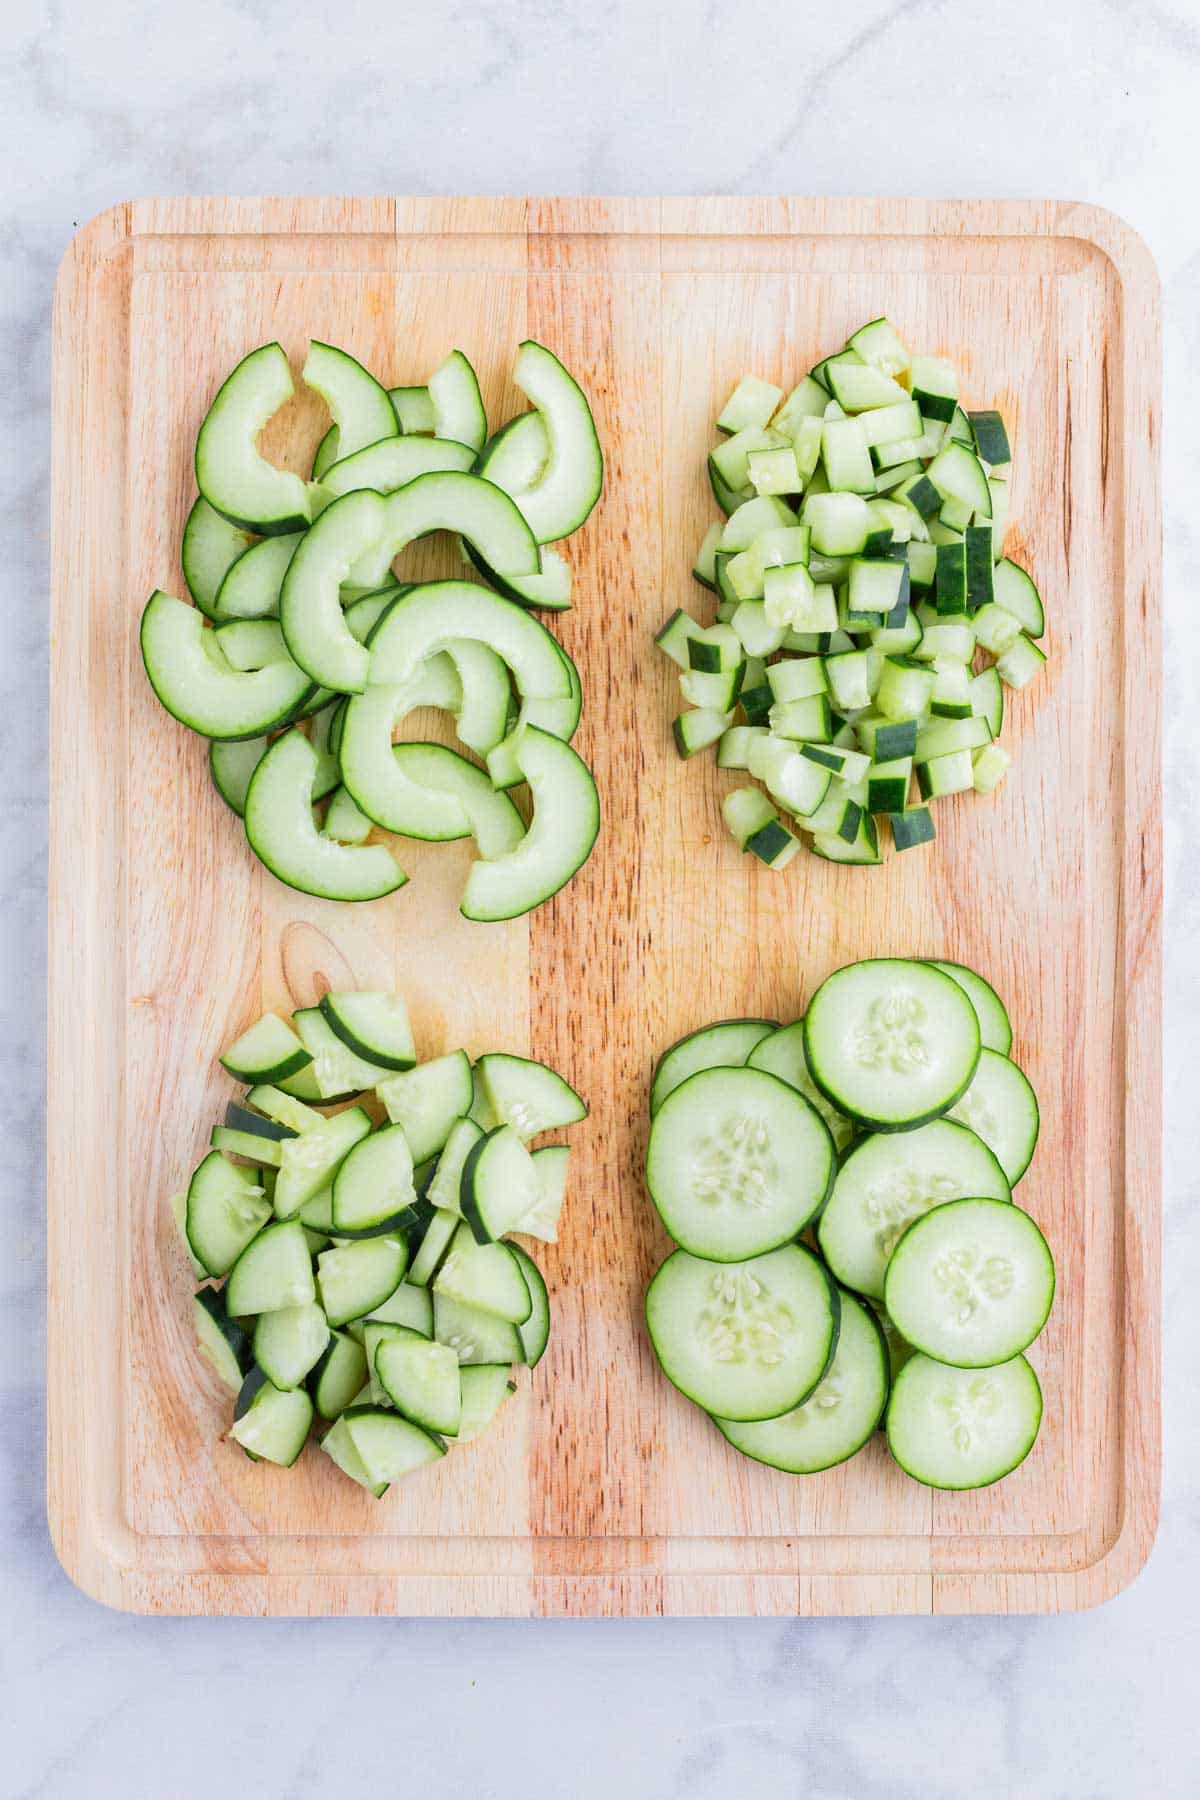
3,0,1199,1794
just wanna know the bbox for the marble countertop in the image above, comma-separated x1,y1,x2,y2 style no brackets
4,0,1198,1794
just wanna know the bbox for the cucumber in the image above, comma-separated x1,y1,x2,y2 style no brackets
140,592,313,740
220,1011,311,1084
317,991,416,1072
376,1051,473,1163
460,1126,540,1242
225,1219,316,1316
321,434,475,497
649,1019,777,1115
886,1351,1042,1489
507,341,603,543
516,1144,570,1242
432,1223,533,1324
343,1406,446,1485
422,1118,483,1216
366,581,570,703
208,731,269,814
244,731,407,902
458,1365,518,1439
194,343,311,535
185,1151,272,1277
474,1053,587,1140
303,340,397,461
331,1123,418,1234
460,728,599,923
745,1019,853,1153
945,1047,1040,1184
273,1105,373,1217
309,1330,369,1420
214,531,303,621
192,1287,252,1391
884,1196,1054,1368
434,1293,523,1365
253,1302,330,1389
316,1234,408,1328
230,1372,313,1466
347,470,541,591
374,1329,462,1437
181,497,256,618
279,489,385,693
429,349,487,454
509,1243,550,1366
928,961,1012,1055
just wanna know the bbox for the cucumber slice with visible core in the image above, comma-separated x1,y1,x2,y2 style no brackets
650,1018,777,1115
886,1351,1042,1489
883,1197,1054,1367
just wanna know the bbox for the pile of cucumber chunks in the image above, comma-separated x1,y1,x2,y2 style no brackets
176,991,585,1496
660,316,1048,866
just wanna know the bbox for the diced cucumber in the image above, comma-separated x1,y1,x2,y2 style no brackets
376,1050,473,1162
317,1234,408,1328
231,1372,313,1466
226,1219,316,1317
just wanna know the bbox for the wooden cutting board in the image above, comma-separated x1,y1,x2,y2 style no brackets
47,197,1160,1617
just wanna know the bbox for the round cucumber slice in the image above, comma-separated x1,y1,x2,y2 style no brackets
650,1019,777,1116
804,958,981,1130
194,343,312,536
367,581,570,702
818,1119,1011,1300
460,727,599,923
945,1047,1040,1184
928,961,1013,1056
886,1351,1042,1489
646,1244,840,1423
320,434,475,496
883,1197,1054,1367
715,1291,888,1472
140,592,313,740
244,730,407,901
646,1066,834,1260
347,470,541,590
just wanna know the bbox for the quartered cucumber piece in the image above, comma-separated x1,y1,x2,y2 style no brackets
348,469,541,590
433,1293,523,1364
507,341,603,543
945,1047,1040,1185
649,1018,777,1115
319,1412,388,1495
253,1301,330,1389
475,1053,587,1141
803,958,981,1130
225,1219,316,1316
192,1287,252,1391
279,489,385,693
317,1234,408,1328
344,1405,447,1485
367,1279,435,1334
886,1351,1042,1489
185,1151,273,1277
303,340,397,461
181,497,256,618
309,1330,369,1420
884,1197,1054,1367
140,592,313,740
375,1329,462,1436
462,727,599,922
433,1223,532,1324
320,433,475,496
221,1011,311,1084
318,991,416,1072
273,1105,372,1217
392,744,525,858
429,349,487,453
244,731,407,901
292,1007,396,1097
376,1050,473,1163
928,960,1013,1055
331,1122,419,1234
422,1118,482,1215
195,343,311,535
746,1019,853,1153
508,1243,550,1367
214,531,304,621
367,580,570,702
818,1119,1012,1300
646,1065,835,1260
646,1244,839,1422
458,1364,518,1439
715,1291,888,1473
230,1372,313,1466
516,1144,570,1242
460,1126,540,1242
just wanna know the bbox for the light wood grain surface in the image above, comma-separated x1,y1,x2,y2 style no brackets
47,197,1161,1617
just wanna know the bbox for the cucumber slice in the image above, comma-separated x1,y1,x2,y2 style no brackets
433,1293,524,1364
429,349,487,454
253,1302,330,1389
390,384,435,434
302,340,397,461
317,1234,408,1328
460,1126,540,1242
432,1223,533,1324
336,688,474,840
347,470,541,590
818,1119,1012,1300
331,1123,418,1233
185,1151,273,1277
181,497,256,618
746,1019,853,1153
508,341,603,543
375,1329,462,1436
192,1287,252,1391
311,426,339,481
230,1373,313,1466
279,489,385,693
367,1280,435,1335
367,581,570,702
458,1364,518,1439
244,1083,325,1134
886,1351,1042,1489
225,1220,316,1316
244,731,407,901
320,433,475,496
945,1047,1040,1185
715,1291,888,1472
646,1244,840,1422
475,1053,587,1140
475,411,550,495
409,1206,465,1287
221,1011,311,1084
209,735,269,816
194,343,312,535
273,1105,373,1217
140,592,313,740
461,727,599,923
928,961,1012,1055
650,1019,777,1115
442,639,513,755
516,1144,571,1242
343,1406,446,1485
421,1118,482,1216
319,1412,388,1495
803,958,981,1130
508,1243,550,1367
884,1197,1054,1367
377,1050,474,1163
214,531,303,621
309,1330,369,1420
223,1103,297,1144
646,1066,834,1260
318,991,416,1072
392,744,526,859
210,1124,282,1167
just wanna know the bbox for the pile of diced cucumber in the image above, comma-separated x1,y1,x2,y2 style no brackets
141,338,602,917
657,316,1047,866
173,991,585,1492
643,958,1053,1488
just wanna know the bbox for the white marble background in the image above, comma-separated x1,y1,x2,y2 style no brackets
3,1,1198,1794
